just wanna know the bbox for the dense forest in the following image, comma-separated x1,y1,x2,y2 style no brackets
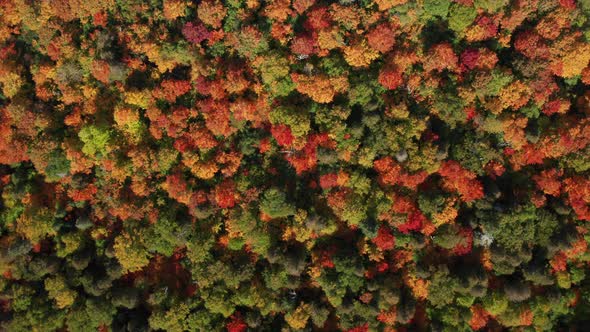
1,0,590,331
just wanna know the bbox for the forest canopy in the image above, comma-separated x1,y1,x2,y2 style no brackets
1,0,590,331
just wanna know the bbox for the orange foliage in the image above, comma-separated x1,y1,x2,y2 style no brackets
550,251,568,272
367,23,396,53
375,0,408,11
501,116,528,150
520,308,533,326
374,157,428,190
533,169,562,197
197,98,236,137
216,151,242,177
264,0,292,22
0,108,29,165
499,81,530,111
404,272,429,300
377,307,397,326
291,74,348,104
469,305,490,331
91,60,110,84
153,80,192,102
438,161,484,202
563,176,590,221
423,43,458,73
293,0,315,13
378,66,404,90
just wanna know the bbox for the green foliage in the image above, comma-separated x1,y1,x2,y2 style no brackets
428,266,459,307
448,3,478,33
78,125,112,158
260,188,296,218
44,149,70,182
423,0,451,18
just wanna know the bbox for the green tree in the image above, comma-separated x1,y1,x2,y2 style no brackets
260,188,296,219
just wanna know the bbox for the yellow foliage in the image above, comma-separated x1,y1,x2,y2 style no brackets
198,0,227,29
163,0,187,20
45,276,77,309
499,81,530,111
556,271,571,289
386,102,410,119
317,28,343,50
16,208,57,244
0,72,22,98
113,231,150,273
284,303,311,330
182,153,219,179
558,43,590,78
125,90,152,109
344,40,380,68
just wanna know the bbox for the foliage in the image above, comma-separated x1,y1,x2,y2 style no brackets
1,0,590,331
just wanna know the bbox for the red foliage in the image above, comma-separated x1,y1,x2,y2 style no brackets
550,251,568,272
317,247,336,268
287,140,317,174
378,66,404,90
460,48,498,71
461,48,480,70
398,211,426,234
475,16,498,39
452,227,473,256
214,180,237,209
69,184,98,202
374,225,395,250
270,124,294,147
438,161,484,202
319,173,339,189
559,0,577,10
291,33,318,55
542,99,570,116
226,313,248,332
514,30,550,59
304,7,332,31
153,80,192,102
